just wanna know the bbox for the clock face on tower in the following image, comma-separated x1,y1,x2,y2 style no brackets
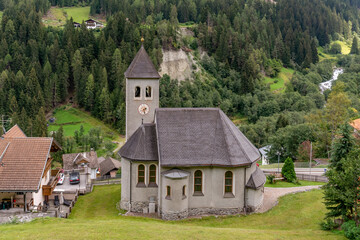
138,104,150,115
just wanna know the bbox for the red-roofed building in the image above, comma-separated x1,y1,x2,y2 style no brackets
0,126,61,212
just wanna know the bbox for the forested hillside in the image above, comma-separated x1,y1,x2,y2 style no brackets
0,0,359,161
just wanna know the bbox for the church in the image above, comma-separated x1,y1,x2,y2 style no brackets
118,43,266,220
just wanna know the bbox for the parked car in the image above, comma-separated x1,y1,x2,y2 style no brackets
57,173,64,185
69,172,80,184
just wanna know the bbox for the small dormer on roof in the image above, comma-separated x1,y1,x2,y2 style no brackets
125,44,161,79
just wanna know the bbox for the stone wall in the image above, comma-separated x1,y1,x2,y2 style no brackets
130,201,150,213
188,207,242,217
161,209,188,220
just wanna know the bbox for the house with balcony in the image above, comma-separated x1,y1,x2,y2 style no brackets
0,125,61,212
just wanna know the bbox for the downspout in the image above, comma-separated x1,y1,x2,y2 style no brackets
243,166,247,214
129,160,132,212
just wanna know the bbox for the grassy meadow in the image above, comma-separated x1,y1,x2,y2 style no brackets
0,185,345,239
264,67,295,93
48,105,125,156
42,6,104,27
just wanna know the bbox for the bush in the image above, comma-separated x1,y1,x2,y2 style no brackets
281,157,297,182
320,219,339,230
342,221,360,240
329,43,342,54
267,174,276,184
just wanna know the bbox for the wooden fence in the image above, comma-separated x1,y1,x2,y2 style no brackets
92,175,121,185
296,173,328,182
263,171,328,182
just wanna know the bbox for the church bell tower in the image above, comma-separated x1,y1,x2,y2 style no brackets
124,39,161,140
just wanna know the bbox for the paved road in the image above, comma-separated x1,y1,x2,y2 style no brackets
258,185,322,213
54,174,87,192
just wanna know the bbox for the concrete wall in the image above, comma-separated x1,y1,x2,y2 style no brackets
246,187,264,211
120,158,159,212
161,176,189,219
160,166,250,211
126,78,159,140
32,169,50,206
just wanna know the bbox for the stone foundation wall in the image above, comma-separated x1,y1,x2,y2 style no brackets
161,209,188,220
120,200,130,211
188,207,242,217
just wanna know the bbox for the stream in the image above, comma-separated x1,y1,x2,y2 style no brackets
319,68,344,93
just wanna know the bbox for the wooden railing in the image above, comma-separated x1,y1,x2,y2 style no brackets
42,169,60,196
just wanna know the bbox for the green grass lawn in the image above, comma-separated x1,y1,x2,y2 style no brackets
63,6,90,23
265,180,325,188
264,67,294,93
42,6,104,27
333,40,351,55
0,185,344,239
48,105,124,143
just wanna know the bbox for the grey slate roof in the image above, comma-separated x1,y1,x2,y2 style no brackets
118,108,260,167
62,151,99,170
118,123,159,161
124,45,161,79
99,157,121,176
246,167,266,189
155,108,260,167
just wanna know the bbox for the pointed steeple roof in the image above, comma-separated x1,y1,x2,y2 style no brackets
125,45,161,79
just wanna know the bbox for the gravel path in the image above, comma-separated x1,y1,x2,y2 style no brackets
258,185,322,213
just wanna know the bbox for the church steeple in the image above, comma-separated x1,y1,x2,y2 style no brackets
124,42,160,79
125,40,161,140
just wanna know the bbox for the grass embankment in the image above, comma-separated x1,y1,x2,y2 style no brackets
264,180,325,188
0,185,344,239
264,67,295,93
42,6,105,27
48,105,125,156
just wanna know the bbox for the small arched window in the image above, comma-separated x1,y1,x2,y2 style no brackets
224,171,234,197
166,186,171,200
148,164,157,187
194,170,203,196
145,86,152,98
135,86,141,98
137,164,145,187
182,185,186,199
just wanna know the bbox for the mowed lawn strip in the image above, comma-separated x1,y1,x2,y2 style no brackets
264,180,325,188
0,185,344,240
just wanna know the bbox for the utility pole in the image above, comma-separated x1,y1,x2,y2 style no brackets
0,115,11,134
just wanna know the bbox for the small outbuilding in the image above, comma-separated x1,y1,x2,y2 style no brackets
98,157,121,178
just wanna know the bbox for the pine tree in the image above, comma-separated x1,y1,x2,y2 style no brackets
84,74,95,110
323,124,357,221
34,107,47,137
281,157,297,182
350,37,359,55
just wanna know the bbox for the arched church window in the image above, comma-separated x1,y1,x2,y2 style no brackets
193,170,203,196
224,171,234,197
148,164,157,187
137,164,145,187
135,86,141,98
145,86,152,98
